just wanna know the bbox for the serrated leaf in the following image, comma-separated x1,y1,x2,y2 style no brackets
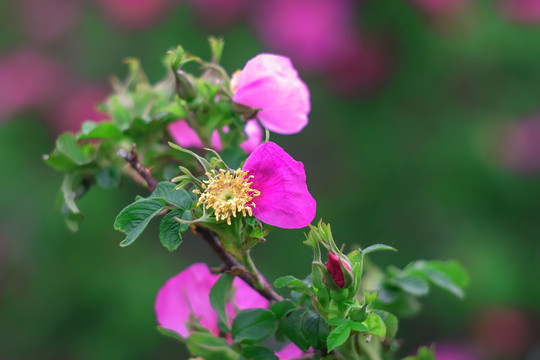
159,209,191,251
363,312,386,337
372,310,398,339
79,121,123,140
273,276,311,295
299,311,329,350
349,322,369,332
114,199,164,246
56,133,94,165
326,324,351,351
210,273,234,333
187,332,240,360
362,244,397,256
43,149,79,171
279,309,310,352
232,309,276,344
150,181,193,209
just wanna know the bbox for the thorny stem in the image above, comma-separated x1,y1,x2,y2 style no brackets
120,149,282,303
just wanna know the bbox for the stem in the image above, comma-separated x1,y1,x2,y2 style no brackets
120,151,282,303
117,146,158,191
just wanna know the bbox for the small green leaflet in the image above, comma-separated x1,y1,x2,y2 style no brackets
114,199,164,246
158,209,191,251
209,273,234,332
150,181,192,209
273,276,311,295
232,309,276,344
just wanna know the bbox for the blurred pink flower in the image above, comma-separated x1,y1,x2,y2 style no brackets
498,117,540,173
96,0,173,30
233,54,310,134
473,307,536,359
276,343,313,359
325,33,393,96
0,48,67,122
243,141,316,228
499,0,540,24
252,0,355,73
188,0,249,29
48,84,110,133
155,263,269,338
410,0,466,17
19,0,81,43
434,342,482,360
167,119,263,153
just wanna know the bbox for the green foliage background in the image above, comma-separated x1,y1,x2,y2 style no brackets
1,1,539,359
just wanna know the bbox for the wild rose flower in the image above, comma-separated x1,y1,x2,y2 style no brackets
168,119,263,154
326,253,352,288
155,263,269,337
232,54,310,135
194,141,316,228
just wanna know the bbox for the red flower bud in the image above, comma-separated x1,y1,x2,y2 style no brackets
326,253,351,288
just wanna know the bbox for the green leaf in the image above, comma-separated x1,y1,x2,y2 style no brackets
43,149,79,171
79,121,123,140
279,309,310,352
389,274,429,296
349,321,369,332
186,332,240,360
56,133,94,165
241,345,278,360
363,312,386,337
270,300,296,320
326,324,351,351
209,273,234,332
232,309,276,344
372,310,398,339
299,311,329,350
279,309,329,352
150,181,193,209
408,260,468,299
107,95,132,130
114,199,164,246
95,166,121,189
403,346,436,360
61,174,80,214
274,276,311,295
362,244,397,256
158,209,191,251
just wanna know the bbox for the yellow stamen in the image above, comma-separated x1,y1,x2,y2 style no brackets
194,168,260,225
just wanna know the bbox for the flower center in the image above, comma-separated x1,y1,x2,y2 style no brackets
194,168,260,225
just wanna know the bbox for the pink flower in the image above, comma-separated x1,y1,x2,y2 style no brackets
47,83,110,133
195,141,316,229
499,0,540,24
96,0,173,30
325,253,352,288
497,117,540,174
232,54,310,135
155,263,269,338
167,119,263,154
276,343,313,359
0,48,67,122
188,0,249,29
252,0,355,73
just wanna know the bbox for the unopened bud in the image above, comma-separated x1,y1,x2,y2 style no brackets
326,253,352,288
174,70,197,101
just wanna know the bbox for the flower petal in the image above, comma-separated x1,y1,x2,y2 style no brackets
154,263,219,337
276,343,313,360
168,119,222,151
233,54,310,135
243,141,316,228
240,119,264,154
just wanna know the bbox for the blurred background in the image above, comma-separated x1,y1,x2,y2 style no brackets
1,0,540,359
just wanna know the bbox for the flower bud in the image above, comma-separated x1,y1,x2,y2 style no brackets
174,69,197,101
326,253,352,288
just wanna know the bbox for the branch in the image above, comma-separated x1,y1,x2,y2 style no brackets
119,149,282,303
117,146,158,191
194,226,282,302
